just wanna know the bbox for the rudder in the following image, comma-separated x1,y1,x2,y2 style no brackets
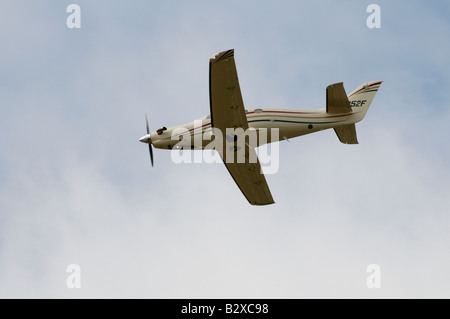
332,81,382,144
347,81,383,114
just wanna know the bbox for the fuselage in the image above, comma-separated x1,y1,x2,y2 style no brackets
149,106,366,150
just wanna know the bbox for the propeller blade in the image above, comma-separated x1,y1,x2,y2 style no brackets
145,114,150,134
149,144,154,167
144,114,154,167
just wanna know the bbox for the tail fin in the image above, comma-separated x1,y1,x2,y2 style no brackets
332,81,382,144
347,81,383,119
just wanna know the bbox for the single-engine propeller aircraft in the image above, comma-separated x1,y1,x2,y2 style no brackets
139,49,382,205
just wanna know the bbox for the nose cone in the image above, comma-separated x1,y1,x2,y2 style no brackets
139,134,152,144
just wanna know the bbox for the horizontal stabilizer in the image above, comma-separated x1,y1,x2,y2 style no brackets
326,82,351,114
334,124,358,144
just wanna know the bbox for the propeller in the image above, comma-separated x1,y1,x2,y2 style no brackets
139,115,154,166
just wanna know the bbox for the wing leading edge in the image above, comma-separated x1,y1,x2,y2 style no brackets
209,49,274,205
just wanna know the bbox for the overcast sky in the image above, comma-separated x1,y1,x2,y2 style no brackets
0,1,449,298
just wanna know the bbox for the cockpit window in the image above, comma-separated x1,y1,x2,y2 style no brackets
254,108,263,113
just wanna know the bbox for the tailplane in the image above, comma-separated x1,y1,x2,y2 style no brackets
326,82,352,114
327,81,382,144
334,124,358,144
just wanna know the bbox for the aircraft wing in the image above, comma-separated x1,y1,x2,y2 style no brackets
209,49,274,206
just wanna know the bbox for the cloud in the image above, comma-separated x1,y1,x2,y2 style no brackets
0,0,449,298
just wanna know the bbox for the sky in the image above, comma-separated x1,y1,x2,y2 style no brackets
0,0,449,298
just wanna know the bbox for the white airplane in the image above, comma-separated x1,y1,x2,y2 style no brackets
140,49,382,205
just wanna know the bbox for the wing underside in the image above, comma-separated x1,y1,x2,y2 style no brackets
209,49,274,205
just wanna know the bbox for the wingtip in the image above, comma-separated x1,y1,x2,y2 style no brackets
210,49,235,63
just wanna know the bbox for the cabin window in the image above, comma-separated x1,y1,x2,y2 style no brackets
157,126,167,135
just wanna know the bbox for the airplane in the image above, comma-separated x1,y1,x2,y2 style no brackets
139,49,382,206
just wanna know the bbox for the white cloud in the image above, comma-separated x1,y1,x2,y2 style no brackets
0,0,449,298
